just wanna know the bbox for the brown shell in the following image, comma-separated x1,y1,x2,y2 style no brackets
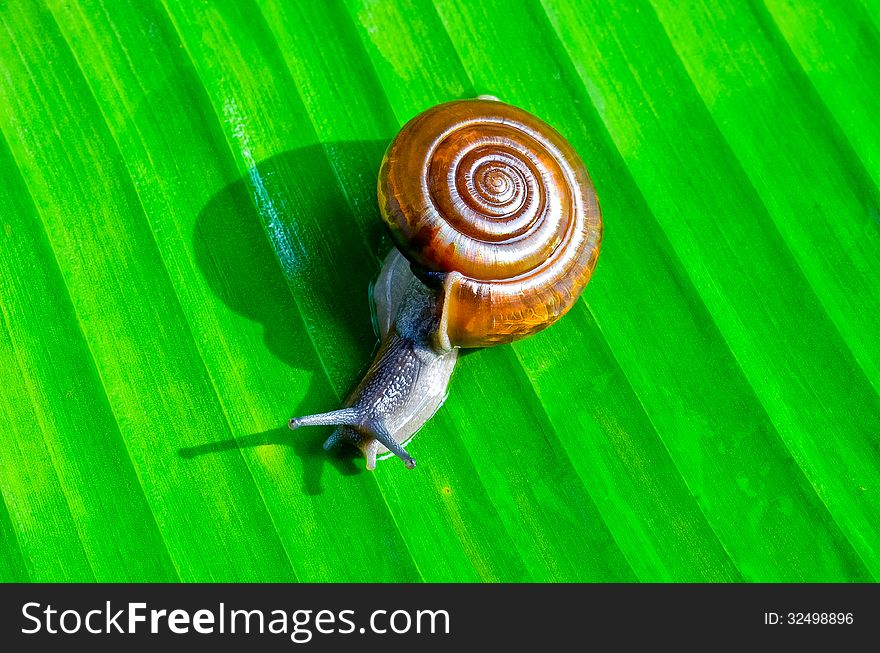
378,99,602,348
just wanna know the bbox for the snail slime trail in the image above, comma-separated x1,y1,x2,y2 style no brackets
289,98,602,470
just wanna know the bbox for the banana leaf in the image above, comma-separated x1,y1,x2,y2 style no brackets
0,0,877,582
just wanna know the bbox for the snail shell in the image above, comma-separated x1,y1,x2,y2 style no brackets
290,98,602,470
379,98,602,348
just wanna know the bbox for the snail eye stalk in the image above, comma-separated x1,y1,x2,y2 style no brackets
289,407,416,469
287,408,360,430
369,422,416,469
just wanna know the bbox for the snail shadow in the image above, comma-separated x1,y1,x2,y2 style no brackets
182,139,389,494
178,426,363,495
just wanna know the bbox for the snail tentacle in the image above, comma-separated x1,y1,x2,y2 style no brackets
322,429,345,451
369,422,416,469
287,407,360,430
289,400,418,468
364,440,380,471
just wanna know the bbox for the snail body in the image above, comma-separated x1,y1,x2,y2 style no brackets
289,249,457,469
289,98,601,470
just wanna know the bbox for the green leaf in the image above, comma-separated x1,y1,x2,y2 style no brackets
0,0,876,582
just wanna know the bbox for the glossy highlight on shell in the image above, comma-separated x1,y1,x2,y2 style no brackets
379,98,602,348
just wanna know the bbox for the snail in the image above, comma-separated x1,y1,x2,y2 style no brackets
289,97,602,470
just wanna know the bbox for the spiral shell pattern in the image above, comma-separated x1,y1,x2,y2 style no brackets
379,99,602,348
